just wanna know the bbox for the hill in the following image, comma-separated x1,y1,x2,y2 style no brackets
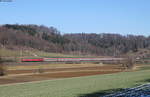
0,24,150,56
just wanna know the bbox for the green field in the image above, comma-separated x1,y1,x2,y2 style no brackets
0,48,94,58
0,48,75,57
0,68,149,97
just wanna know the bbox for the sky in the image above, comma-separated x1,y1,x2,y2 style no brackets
0,0,150,36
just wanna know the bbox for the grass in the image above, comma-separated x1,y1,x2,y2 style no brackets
0,68,149,97
0,48,93,58
138,65,150,70
0,48,24,57
0,48,77,59
0,48,73,57
0,48,81,62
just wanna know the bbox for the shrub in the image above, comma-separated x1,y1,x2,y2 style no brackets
122,56,135,70
0,57,6,76
37,68,44,74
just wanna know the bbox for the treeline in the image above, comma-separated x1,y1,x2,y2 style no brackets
0,24,150,56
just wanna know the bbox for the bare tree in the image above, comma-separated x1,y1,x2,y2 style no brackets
122,56,135,70
0,57,6,76
1,24,150,56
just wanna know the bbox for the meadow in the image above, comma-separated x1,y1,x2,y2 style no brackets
0,48,93,58
0,67,149,97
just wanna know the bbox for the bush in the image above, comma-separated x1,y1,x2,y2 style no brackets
122,57,135,70
0,65,6,76
37,68,44,74
0,57,6,76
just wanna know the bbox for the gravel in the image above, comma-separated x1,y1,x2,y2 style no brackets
103,83,150,97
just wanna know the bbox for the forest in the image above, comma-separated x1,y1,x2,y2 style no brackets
0,24,150,56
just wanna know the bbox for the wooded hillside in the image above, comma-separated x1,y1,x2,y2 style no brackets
0,24,150,56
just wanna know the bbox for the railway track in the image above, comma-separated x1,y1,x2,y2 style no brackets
103,83,150,97
21,57,124,62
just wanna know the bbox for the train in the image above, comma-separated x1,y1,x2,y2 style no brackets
21,57,124,62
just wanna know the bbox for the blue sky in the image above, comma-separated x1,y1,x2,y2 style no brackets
0,0,150,36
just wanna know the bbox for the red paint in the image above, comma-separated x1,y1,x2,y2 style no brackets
21,58,44,62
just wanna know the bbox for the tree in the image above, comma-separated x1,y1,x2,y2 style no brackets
0,57,6,76
122,56,135,70
1,24,150,56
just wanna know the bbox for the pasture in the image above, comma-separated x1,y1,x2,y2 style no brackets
0,66,149,97
0,48,93,58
